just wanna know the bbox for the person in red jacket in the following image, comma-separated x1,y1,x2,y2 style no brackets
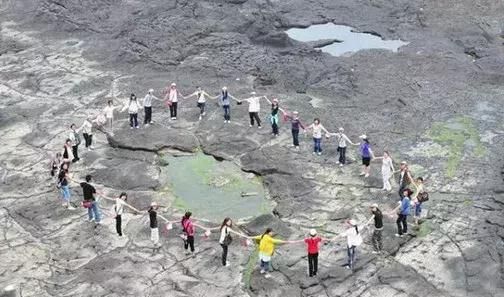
304,229,322,277
181,212,195,256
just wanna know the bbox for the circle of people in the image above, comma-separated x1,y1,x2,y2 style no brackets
49,82,430,278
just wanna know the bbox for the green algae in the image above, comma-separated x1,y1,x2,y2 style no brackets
426,117,485,178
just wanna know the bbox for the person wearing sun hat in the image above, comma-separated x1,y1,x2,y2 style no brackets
359,134,374,178
370,203,383,253
344,219,363,270
304,229,322,277
331,127,360,166
165,82,185,120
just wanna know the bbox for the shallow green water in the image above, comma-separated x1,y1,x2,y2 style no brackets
159,152,272,221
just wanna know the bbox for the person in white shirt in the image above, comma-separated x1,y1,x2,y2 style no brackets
79,115,96,151
103,99,123,132
143,89,160,126
219,217,233,267
126,93,141,129
68,124,81,162
373,151,395,191
185,86,214,121
240,91,267,128
344,219,363,270
331,127,359,166
306,118,331,156
164,83,185,120
114,192,127,237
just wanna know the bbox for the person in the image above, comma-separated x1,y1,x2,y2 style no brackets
181,211,195,256
62,139,74,166
373,151,395,192
359,135,374,177
395,188,412,237
103,99,122,132
219,217,233,267
218,87,239,123
142,89,160,126
148,202,160,247
344,219,363,270
50,152,62,177
165,83,185,120
332,127,359,167
184,86,213,120
114,192,127,237
412,177,426,226
68,124,81,162
57,164,75,209
254,228,285,278
397,161,414,198
283,111,305,149
80,115,95,151
240,92,265,128
270,98,280,136
370,204,383,254
126,93,141,129
304,229,322,277
80,175,101,224
306,118,331,156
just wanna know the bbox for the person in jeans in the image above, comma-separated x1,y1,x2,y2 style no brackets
80,175,101,224
142,89,160,126
304,229,322,277
148,202,160,247
218,87,239,123
395,189,412,237
68,124,81,162
411,177,425,226
332,127,359,166
114,192,127,237
370,203,383,253
344,219,362,270
57,163,75,210
254,228,285,278
219,217,233,267
306,118,331,156
126,93,141,129
181,211,195,256
270,98,280,136
240,92,266,128
359,135,374,178
284,111,305,149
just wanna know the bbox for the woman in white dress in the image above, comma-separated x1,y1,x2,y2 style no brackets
374,151,395,192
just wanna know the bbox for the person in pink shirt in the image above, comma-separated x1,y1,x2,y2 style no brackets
304,229,322,277
181,211,195,256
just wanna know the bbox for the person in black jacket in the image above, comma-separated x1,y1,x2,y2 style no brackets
370,203,383,253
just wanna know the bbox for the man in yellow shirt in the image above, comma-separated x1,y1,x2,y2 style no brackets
254,228,285,278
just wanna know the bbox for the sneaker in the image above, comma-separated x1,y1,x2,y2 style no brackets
62,203,67,207
312,152,316,155
173,117,177,120
145,123,150,127
336,161,340,165
224,120,227,123
150,121,154,124
87,148,91,151
258,126,262,129
67,206,76,210
260,269,266,274
227,120,231,123
95,221,102,225
198,116,202,121
202,112,206,116
136,126,140,129
339,163,344,167
359,172,366,176
87,218,95,222
264,273,271,279
295,146,300,150
225,262,230,267
395,233,404,237
371,251,380,254
90,146,95,149
317,152,322,156
130,127,133,129
249,125,253,128
364,173,370,178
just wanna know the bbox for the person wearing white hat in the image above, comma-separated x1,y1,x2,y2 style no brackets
304,229,322,277
239,91,267,128
216,86,240,123
148,202,160,248
359,134,375,177
330,127,360,166
143,89,160,126
344,219,363,270
164,83,185,120
370,204,383,253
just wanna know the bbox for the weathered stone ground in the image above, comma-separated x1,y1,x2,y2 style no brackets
1,0,504,296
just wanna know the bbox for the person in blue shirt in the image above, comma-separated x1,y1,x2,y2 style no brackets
395,188,412,237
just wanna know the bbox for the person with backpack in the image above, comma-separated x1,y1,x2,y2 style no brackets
344,219,363,270
185,86,214,121
181,212,195,256
359,135,374,178
394,188,413,237
304,229,322,277
254,228,286,278
219,217,233,267
68,124,81,163
370,204,383,254
142,89,161,126
412,177,428,226
50,152,62,177
114,192,127,237
332,127,359,166
283,111,305,149
305,118,331,156
148,202,160,247
80,175,101,224
57,163,75,210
